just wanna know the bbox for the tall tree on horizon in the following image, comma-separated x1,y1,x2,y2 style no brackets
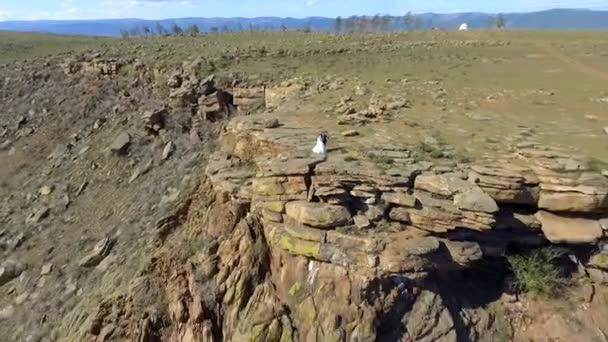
345,15,358,33
304,19,313,33
496,13,506,29
403,11,414,30
358,15,369,32
334,16,343,33
186,24,200,36
171,23,183,36
155,22,167,36
381,15,391,31
371,14,381,31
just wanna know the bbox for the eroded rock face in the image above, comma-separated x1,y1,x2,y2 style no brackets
66,113,608,342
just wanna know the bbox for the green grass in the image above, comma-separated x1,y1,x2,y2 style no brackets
0,31,112,63
2,29,608,163
506,247,570,296
368,152,394,166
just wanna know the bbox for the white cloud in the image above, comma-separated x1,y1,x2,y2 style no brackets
306,0,325,7
0,10,9,21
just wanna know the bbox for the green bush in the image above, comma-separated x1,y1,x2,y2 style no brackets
506,247,569,296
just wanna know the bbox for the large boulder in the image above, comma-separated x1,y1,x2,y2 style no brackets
0,261,25,286
535,211,603,244
453,188,499,214
382,192,417,207
109,132,131,155
415,174,471,198
469,165,539,206
285,202,352,229
538,183,608,213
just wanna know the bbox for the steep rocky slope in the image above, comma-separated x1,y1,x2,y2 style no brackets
1,33,608,342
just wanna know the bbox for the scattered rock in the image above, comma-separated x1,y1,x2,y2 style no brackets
26,207,49,224
341,130,359,137
354,84,368,96
453,188,499,214
78,238,114,267
442,240,483,265
128,159,154,184
285,202,352,229
60,194,71,210
167,71,182,88
466,111,497,121
161,141,175,161
14,292,29,305
9,233,26,250
263,118,280,129
389,207,412,223
93,118,106,130
353,215,371,229
365,205,386,222
536,211,603,244
75,181,88,196
142,107,167,134
604,127,608,135
382,192,417,207
40,263,53,276
160,189,181,205
109,132,131,155
0,305,14,321
584,114,598,120
39,185,53,196
0,140,11,150
0,261,25,286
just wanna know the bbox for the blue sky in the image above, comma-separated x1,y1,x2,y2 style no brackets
0,0,607,21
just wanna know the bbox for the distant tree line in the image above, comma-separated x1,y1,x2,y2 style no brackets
335,13,426,33
486,13,507,29
120,23,206,38
120,21,278,38
120,13,507,38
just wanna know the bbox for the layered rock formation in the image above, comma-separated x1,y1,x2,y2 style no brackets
147,113,605,341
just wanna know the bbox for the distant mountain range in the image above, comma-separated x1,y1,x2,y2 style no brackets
1,9,608,36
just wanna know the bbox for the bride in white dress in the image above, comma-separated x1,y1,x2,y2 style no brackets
312,131,328,154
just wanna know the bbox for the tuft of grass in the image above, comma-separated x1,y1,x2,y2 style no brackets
343,155,358,162
506,247,569,296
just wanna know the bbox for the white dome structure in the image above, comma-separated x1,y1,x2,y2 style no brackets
459,23,468,31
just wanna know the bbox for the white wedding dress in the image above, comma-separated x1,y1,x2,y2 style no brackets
312,136,327,154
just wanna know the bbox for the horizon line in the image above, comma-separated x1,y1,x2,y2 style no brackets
0,7,602,23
